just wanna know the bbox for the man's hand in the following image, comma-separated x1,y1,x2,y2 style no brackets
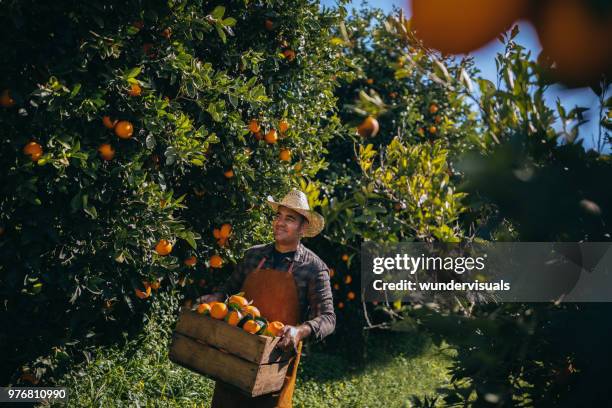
276,324,311,353
195,292,224,305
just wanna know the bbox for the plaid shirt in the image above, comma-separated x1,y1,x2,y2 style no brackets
221,242,336,342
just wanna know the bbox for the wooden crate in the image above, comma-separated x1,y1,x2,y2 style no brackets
169,308,295,397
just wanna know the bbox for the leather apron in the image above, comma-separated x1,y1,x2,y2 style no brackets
211,257,303,408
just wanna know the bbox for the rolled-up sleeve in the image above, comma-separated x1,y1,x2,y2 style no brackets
304,269,336,342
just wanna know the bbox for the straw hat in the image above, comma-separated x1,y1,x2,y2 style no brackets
266,189,325,237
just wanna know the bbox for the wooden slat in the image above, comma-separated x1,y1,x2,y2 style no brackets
169,333,290,397
169,333,258,395
174,310,293,364
252,359,293,396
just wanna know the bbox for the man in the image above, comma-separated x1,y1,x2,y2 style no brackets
196,189,336,408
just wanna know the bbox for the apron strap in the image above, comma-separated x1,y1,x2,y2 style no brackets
255,256,267,271
256,255,295,274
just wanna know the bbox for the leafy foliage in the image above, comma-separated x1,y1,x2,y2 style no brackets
0,0,343,383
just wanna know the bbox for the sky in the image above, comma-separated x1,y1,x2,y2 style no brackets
320,0,606,151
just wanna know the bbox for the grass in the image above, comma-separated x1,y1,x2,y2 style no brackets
294,330,454,408
50,306,454,407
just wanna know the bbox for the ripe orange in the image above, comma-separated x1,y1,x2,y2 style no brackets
242,305,261,318
264,19,274,31
226,309,243,326
265,129,278,144
184,256,197,266
218,237,228,247
135,286,151,299
283,49,296,62
341,253,349,262
213,228,221,239
102,116,117,129
220,223,232,238
210,302,228,319
279,149,291,162
142,43,154,56
150,280,161,290
535,0,609,84
98,143,115,161
1,89,15,107
434,115,442,124
344,275,352,284
411,0,529,54
338,301,345,309
115,121,134,139
417,127,425,137
279,119,290,133
243,319,262,334
155,239,173,256
20,373,39,385
267,321,285,337
357,116,379,138
428,125,437,134
347,291,356,300
429,103,439,114
210,255,223,268
197,303,211,315
333,283,340,290
366,78,374,85
293,162,303,172
23,142,43,161
128,83,142,97
254,131,264,141
224,169,234,178
248,119,261,133
228,294,249,308
329,268,335,278
161,27,172,39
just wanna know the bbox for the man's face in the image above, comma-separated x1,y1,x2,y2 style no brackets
273,206,306,245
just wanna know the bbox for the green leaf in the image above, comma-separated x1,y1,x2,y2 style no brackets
211,6,225,19
70,193,82,212
70,83,81,98
478,79,496,97
184,233,197,250
459,68,473,93
165,146,177,165
126,67,142,79
510,24,520,40
215,23,227,43
222,17,237,26
432,58,450,83
84,206,98,219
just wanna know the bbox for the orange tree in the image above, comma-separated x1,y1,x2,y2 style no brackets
361,18,612,407
310,7,612,406
0,0,345,384
423,33,612,407
304,7,481,356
